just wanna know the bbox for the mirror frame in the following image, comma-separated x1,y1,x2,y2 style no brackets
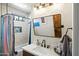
33,14,62,38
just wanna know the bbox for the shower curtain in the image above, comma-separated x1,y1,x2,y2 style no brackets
0,14,14,56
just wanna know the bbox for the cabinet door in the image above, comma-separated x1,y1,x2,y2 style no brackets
23,50,35,56
53,14,62,38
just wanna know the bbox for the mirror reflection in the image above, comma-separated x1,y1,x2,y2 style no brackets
33,14,62,38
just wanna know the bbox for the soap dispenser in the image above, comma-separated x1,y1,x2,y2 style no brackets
36,39,40,46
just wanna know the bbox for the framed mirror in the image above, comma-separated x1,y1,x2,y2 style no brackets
33,14,62,38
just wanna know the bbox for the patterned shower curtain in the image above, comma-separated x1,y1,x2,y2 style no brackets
0,14,14,56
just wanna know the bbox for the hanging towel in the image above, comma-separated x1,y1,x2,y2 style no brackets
61,35,72,56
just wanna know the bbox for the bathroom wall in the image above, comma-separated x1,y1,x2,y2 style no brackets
30,3,73,48
73,3,79,56
0,3,29,49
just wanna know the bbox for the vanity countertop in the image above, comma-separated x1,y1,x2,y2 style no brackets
22,44,59,56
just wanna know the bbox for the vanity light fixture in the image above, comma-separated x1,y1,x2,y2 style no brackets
34,3,53,9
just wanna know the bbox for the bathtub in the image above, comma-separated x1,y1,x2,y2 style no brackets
15,43,28,56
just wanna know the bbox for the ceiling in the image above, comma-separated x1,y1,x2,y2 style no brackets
8,3,53,15
9,3,33,15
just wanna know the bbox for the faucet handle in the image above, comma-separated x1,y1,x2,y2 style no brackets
43,40,45,42
47,45,50,48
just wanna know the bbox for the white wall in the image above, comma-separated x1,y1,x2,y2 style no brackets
30,3,73,48
73,3,79,56
0,3,29,49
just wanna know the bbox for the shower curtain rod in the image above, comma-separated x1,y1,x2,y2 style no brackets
1,13,29,19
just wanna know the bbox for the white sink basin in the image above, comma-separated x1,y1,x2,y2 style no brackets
33,46,52,56
22,44,58,56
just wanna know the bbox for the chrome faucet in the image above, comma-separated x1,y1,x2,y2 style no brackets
41,40,46,47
